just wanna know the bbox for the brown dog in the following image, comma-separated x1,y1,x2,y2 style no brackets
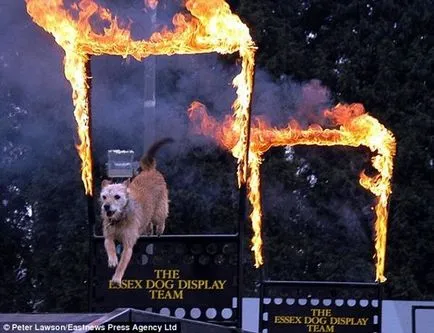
100,138,172,285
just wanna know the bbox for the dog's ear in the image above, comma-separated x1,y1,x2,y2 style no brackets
101,179,112,188
123,179,131,187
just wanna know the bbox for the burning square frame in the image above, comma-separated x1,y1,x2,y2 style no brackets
25,0,256,196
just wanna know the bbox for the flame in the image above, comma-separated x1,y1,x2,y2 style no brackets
189,102,396,282
144,0,158,10
25,0,256,196
25,0,396,281
248,152,263,267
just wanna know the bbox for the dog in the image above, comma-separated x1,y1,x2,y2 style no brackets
100,138,173,285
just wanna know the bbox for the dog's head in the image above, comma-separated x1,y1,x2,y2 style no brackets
100,179,130,222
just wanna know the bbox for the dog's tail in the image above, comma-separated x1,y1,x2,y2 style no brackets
140,137,174,170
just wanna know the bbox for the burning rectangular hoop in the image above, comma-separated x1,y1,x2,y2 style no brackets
26,1,257,328
25,0,257,196
188,102,396,283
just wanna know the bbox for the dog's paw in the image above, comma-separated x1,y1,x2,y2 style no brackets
155,225,165,236
111,276,122,286
144,225,153,236
108,256,118,268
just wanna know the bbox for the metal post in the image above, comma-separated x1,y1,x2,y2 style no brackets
258,268,265,333
237,183,246,331
258,185,265,333
256,152,265,333
143,8,157,152
237,57,256,331
85,56,96,312
411,305,417,333
378,282,384,333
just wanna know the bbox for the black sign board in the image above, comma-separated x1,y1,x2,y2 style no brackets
260,281,382,333
91,235,239,324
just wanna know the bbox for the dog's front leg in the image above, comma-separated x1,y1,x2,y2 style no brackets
111,244,133,285
104,237,118,268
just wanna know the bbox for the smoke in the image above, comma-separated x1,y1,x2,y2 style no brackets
0,0,75,176
151,54,332,149
0,0,332,172
0,0,333,225
0,0,373,281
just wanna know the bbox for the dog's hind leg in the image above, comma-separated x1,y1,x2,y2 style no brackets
153,196,168,236
144,222,153,236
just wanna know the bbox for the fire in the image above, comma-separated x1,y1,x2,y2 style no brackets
25,0,396,281
189,102,396,282
25,0,256,195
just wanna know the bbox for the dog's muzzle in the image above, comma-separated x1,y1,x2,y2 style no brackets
103,204,114,217
103,205,114,217
103,200,128,226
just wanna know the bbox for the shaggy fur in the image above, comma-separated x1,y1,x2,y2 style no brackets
100,138,173,285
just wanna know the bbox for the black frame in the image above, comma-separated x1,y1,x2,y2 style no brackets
90,233,240,326
411,305,434,333
254,130,385,333
259,280,383,333
85,53,254,331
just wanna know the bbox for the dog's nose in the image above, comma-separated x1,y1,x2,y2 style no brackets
104,204,111,212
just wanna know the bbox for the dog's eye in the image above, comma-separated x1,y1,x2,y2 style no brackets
102,195,106,200
114,195,120,200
